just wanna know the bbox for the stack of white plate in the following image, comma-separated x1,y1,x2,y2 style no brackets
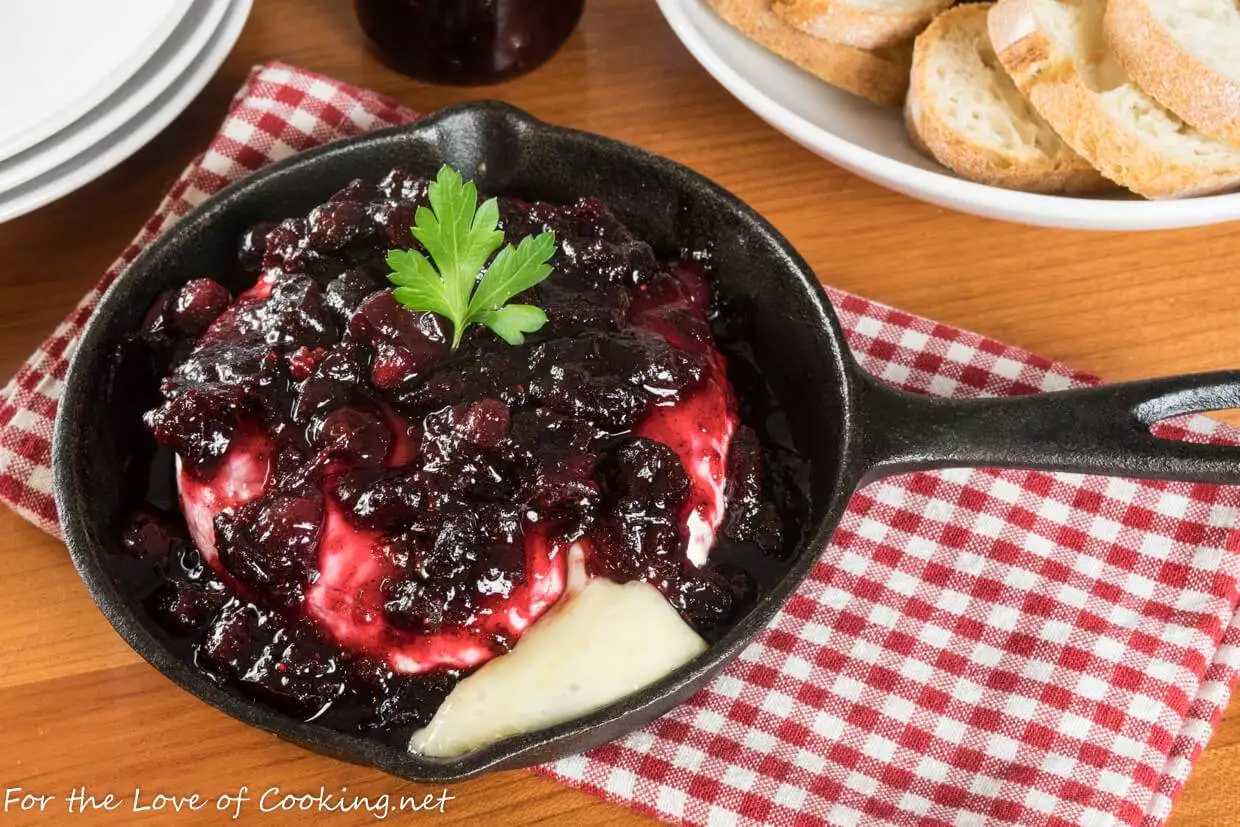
0,0,252,223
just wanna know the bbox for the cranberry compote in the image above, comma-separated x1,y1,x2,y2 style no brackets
112,169,808,742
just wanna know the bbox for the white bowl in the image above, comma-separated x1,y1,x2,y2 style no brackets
0,0,232,194
0,0,193,162
0,0,251,224
655,0,1240,231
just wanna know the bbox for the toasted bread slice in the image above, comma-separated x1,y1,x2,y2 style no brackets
1105,0,1240,147
707,0,912,107
905,4,1109,193
989,0,1240,198
772,0,953,49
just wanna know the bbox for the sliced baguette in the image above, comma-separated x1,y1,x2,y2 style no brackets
772,0,954,49
1105,0,1240,147
905,4,1110,193
989,0,1240,198
707,0,912,107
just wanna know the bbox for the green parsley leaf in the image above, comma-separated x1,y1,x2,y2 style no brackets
467,230,557,319
481,304,549,346
385,249,453,318
386,164,556,349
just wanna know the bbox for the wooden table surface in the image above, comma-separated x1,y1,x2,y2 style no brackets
2,1,1239,824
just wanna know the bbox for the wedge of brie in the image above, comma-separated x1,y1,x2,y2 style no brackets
410,578,708,757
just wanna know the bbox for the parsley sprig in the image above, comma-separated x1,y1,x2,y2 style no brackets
386,165,556,349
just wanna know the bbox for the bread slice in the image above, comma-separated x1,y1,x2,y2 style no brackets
905,4,1109,193
989,0,1240,198
707,0,912,107
772,0,953,49
1105,0,1240,148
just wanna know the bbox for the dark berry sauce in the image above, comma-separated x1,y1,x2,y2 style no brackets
110,170,809,745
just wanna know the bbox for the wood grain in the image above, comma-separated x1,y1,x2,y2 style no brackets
0,0,1236,824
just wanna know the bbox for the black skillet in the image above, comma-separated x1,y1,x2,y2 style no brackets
53,102,1240,782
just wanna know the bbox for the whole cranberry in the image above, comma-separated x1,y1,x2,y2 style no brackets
369,199,418,247
237,221,277,272
262,218,308,271
145,385,248,471
307,201,372,251
215,490,324,606
376,168,428,203
458,399,511,447
313,406,392,466
140,289,177,336
325,271,382,321
348,292,449,388
292,343,368,424
173,278,232,336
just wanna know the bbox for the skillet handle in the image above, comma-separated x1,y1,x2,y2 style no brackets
855,370,1240,485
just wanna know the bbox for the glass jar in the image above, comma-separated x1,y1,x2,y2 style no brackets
355,0,586,86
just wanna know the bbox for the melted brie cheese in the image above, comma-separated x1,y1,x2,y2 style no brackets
410,578,708,758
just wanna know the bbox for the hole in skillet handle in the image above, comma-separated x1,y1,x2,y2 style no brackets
54,101,859,782
853,369,1240,485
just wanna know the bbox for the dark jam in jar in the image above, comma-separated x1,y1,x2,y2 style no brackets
354,0,586,85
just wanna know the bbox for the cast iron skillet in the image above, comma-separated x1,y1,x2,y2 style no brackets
55,102,1240,782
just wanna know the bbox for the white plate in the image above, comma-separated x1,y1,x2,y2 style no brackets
0,0,194,161
0,0,252,224
655,0,1240,231
0,0,231,194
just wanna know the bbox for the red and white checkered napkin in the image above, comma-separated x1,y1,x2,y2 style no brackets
3,62,1239,827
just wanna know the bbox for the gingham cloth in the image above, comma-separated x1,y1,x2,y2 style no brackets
3,63,1238,827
